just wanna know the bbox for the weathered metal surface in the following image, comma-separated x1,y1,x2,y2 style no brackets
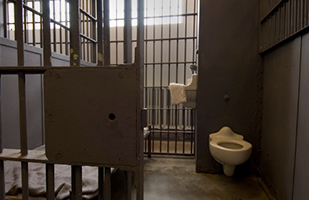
44,67,139,167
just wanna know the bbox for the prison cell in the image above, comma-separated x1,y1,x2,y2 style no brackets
109,0,198,156
0,0,198,199
4,0,198,157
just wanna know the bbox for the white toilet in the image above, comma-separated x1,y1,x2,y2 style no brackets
209,126,252,176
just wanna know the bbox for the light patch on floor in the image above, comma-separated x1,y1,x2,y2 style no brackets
132,157,270,200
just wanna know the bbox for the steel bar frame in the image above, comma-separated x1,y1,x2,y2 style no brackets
260,0,309,53
0,0,145,200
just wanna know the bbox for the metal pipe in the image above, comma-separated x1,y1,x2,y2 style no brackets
42,0,52,67
71,166,83,200
103,0,110,65
97,0,103,65
0,74,4,200
0,161,4,200
53,0,56,52
70,0,81,66
98,167,104,200
124,0,132,64
3,0,8,38
115,0,118,65
91,0,96,63
32,0,35,46
125,171,132,200
65,0,69,55
21,162,29,200
104,167,111,200
46,164,55,200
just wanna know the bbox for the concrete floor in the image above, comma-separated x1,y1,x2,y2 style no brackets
132,157,270,200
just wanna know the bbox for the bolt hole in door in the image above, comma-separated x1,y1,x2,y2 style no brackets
218,142,243,149
109,113,116,120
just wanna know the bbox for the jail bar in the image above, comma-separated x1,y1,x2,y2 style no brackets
15,1,30,200
137,0,144,199
70,0,81,66
103,0,110,65
124,0,132,64
124,0,133,199
104,167,112,200
97,0,103,65
43,0,52,67
70,1,83,199
0,75,4,200
72,166,83,200
43,0,55,199
260,0,309,53
98,167,105,200
1,1,145,200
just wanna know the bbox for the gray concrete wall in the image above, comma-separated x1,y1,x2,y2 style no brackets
196,0,260,174
260,32,309,200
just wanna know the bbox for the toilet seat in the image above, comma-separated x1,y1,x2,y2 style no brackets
210,138,252,152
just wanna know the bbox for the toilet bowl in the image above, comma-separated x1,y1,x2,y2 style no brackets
209,126,252,176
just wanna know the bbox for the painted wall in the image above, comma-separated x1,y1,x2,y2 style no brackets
196,0,260,174
260,32,309,200
0,37,72,149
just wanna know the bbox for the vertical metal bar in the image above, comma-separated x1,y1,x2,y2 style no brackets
103,0,110,65
294,0,297,34
0,75,5,200
86,0,89,61
3,0,8,38
305,0,309,26
70,0,81,66
42,1,54,198
0,160,4,200
24,2,28,44
71,1,82,196
65,0,69,55
304,0,307,26
16,0,25,67
104,167,111,200
71,166,82,200
53,0,56,52
16,16,29,200
59,23,63,54
191,110,195,154
136,0,144,198
98,167,104,200
97,0,103,65
148,125,151,158
46,164,55,200
21,162,29,200
40,3,43,48
91,0,96,63
115,0,118,65
125,171,132,200
160,0,164,154
183,0,188,154
192,0,196,64
32,0,35,46
167,0,172,154
82,37,86,61
151,0,156,152
124,0,132,64
43,0,52,67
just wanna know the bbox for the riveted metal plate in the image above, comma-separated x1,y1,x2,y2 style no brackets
44,67,139,167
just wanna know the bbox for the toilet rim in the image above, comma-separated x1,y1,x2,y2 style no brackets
210,139,252,151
